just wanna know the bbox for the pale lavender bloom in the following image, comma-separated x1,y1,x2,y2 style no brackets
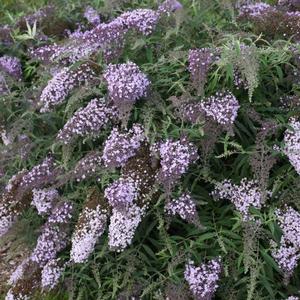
199,91,240,126
57,98,117,144
104,62,150,105
239,3,274,18
272,240,300,275
117,9,160,36
165,193,198,223
31,188,59,215
276,206,300,248
40,63,96,112
41,258,64,290
31,224,69,267
285,297,300,300
108,203,145,252
102,124,146,168
84,6,101,25
48,201,73,225
188,48,216,92
152,137,198,191
20,156,57,190
284,118,300,175
5,290,29,300
70,205,108,263
105,177,139,210
73,151,103,182
0,56,22,79
212,178,270,220
8,258,30,285
158,0,183,14
184,258,222,300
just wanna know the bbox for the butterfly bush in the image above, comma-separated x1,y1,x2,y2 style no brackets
41,259,64,290
84,6,100,25
31,201,73,266
0,55,22,79
188,48,218,94
102,124,146,168
103,62,150,118
151,137,198,192
165,193,199,224
238,3,274,18
158,0,183,14
184,258,222,300
284,118,300,175
70,195,108,263
57,98,117,144
108,203,146,252
73,151,103,182
8,258,31,286
212,178,271,220
31,188,59,215
105,177,140,210
0,170,31,237
40,63,97,112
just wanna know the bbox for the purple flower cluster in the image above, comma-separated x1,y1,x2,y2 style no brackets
41,258,64,290
199,91,240,126
70,203,108,263
151,137,198,191
165,193,198,223
19,156,58,190
105,177,139,210
284,118,300,175
238,3,274,18
103,62,150,116
31,201,73,267
8,258,31,286
118,9,160,36
108,203,145,251
158,0,183,14
0,170,31,237
0,55,22,79
184,258,222,300
31,188,59,215
84,6,101,25
73,151,103,182
102,124,146,168
188,48,217,94
57,98,117,144
212,178,270,220
40,63,97,112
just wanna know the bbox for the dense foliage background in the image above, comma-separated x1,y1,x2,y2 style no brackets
1,0,300,299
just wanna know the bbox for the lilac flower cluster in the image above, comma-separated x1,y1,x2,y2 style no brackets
199,91,240,126
0,170,30,237
0,55,22,79
118,9,160,36
284,118,300,175
84,6,101,25
8,258,30,286
233,69,249,90
40,63,97,112
238,3,274,18
31,201,73,267
73,151,102,182
41,258,64,290
184,258,222,300
102,124,146,168
285,297,300,300
212,178,270,220
188,48,217,93
70,203,108,263
105,177,139,210
165,193,198,223
103,62,150,117
272,206,300,277
158,0,183,14
19,156,58,190
151,137,198,191
108,203,145,251
31,188,59,215
57,98,117,144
